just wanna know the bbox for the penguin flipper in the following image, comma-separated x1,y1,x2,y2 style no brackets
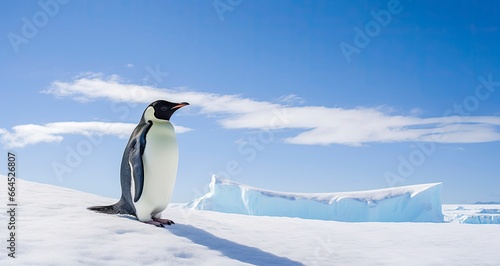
129,122,152,203
130,145,144,203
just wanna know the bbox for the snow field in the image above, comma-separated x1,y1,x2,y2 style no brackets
0,178,499,265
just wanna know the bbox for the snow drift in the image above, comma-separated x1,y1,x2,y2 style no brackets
187,176,444,222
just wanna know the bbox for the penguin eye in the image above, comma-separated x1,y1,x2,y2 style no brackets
160,106,168,112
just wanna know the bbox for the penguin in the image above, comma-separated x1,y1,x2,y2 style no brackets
88,100,189,227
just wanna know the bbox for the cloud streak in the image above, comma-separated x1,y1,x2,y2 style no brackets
0,121,191,148
42,73,278,114
40,72,500,146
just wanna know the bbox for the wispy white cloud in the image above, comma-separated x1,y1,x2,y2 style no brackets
42,73,279,114
278,94,305,105
41,72,500,146
0,121,191,148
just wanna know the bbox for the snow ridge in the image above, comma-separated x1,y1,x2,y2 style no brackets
187,176,445,222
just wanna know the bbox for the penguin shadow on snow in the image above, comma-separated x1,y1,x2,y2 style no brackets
167,224,304,266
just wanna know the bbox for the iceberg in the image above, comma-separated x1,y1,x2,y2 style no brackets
443,205,500,224
186,176,444,222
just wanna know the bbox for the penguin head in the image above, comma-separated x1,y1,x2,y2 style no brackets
143,100,189,123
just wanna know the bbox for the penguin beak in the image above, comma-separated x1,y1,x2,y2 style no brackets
171,102,189,110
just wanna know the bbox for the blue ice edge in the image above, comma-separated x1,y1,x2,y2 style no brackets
186,176,445,223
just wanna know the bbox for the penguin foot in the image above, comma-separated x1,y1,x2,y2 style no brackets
145,220,166,228
152,217,175,225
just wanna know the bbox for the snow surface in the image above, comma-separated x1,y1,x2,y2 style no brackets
186,176,444,222
1,177,500,265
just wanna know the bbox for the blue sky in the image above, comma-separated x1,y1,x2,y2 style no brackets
1,0,499,203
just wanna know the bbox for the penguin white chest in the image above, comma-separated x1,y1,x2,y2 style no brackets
134,122,178,221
